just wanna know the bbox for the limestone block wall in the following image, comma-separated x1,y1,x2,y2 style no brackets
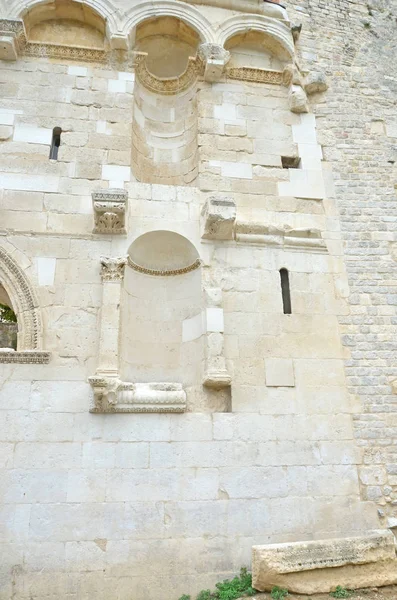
0,0,393,598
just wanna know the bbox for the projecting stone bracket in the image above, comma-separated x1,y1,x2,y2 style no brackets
201,197,236,240
198,43,230,82
283,64,328,114
0,20,26,61
88,377,187,413
252,530,397,594
92,189,128,234
201,198,327,253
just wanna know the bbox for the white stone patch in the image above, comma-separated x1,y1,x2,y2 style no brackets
13,125,52,145
96,121,107,134
278,169,325,200
0,173,59,193
182,312,204,342
209,161,252,179
265,358,295,387
68,65,88,77
102,165,131,182
108,79,126,93
292,113,317,144
0,113,15,125
37,258,56,286
118,72,135,81
214,103,236,121
298,143,323,170
206,308,224,333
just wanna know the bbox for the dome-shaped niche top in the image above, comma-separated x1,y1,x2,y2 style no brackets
134,16,200,78
23,0,106,48
128,231,200,276
225,29,290,71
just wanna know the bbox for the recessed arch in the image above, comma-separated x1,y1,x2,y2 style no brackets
215,14,294,59
0,246,43,351
121,0,216,45
9,0,121,39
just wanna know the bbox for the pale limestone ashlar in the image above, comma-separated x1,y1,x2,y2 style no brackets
252,530,397,595
92,189,128,235
201,197,236,241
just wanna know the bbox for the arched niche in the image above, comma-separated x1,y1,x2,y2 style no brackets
0,246,49,363
22,0,107,48
120,231,204,386
225,29,290,71
134,16,200,78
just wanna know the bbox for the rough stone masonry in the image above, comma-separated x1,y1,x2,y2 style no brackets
0,0,397,598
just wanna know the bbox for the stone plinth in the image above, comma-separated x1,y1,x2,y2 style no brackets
252,530,397,595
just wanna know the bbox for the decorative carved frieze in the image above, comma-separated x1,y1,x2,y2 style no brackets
227,66,284,85
198,43,230,82
88,377,187,413
23,42,106,63
0,350,50,364
134,51,203,95
100,256,127,281
128,257,201,277
92,189,128,234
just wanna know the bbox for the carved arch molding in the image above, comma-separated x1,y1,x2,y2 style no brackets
0,246,50,363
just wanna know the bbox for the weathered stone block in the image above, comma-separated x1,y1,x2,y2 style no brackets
252,530,397,594
201,197,236,240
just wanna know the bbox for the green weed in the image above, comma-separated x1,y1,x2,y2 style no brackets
270,586,288,600
179,568,256,600
330,586,354,599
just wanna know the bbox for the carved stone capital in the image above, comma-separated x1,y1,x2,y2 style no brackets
201,197,236,241
100,256,127,282
198,43,230,82
92,189,128,234
0,19,26,61
88,377,187,413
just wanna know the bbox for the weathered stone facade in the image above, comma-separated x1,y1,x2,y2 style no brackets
1,0,397,599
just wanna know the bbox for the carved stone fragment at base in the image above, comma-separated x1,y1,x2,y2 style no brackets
89,377,187,413
252,530,397,595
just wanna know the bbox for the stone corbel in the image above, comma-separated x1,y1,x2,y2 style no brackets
201,196,236,240
283,64,328,113
198,43,230,82
0,19,26,61
203,287,231,389
92,189,127,234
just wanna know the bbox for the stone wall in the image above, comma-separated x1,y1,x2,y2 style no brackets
0,0,395,599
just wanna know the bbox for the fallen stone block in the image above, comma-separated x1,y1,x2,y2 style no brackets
252,530,397,595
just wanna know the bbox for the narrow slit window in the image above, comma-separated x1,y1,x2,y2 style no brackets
49,127,62,160
280,268,292,314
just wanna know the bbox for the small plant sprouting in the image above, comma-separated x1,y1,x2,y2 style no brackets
270,586,288,600
178,568,256,600
330,586,354,599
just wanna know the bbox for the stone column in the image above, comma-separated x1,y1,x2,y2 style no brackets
96,256,127,377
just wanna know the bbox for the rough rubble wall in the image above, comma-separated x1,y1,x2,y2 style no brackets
287,0,397,519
